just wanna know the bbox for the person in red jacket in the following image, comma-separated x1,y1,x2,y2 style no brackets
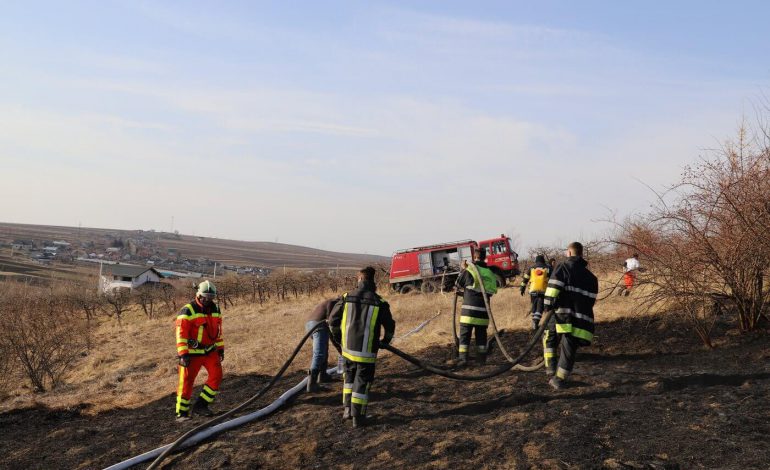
175,280,224,421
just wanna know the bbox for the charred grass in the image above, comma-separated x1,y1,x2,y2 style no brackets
1,284,769,469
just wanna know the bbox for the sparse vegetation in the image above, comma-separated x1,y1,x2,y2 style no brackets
614,120,770,346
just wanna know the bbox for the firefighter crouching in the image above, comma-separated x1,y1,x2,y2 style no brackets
520,254,551,330
175,280,224,421
455,248,498,366
329,267,395,428
543,242,598,390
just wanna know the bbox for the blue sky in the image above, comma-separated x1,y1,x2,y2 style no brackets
1,1,768,256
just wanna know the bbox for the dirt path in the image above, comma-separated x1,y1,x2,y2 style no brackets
1,315,769,469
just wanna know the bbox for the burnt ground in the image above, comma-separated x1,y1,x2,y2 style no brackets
2,313,770,470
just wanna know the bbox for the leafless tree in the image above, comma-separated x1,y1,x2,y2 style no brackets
612,120,770,345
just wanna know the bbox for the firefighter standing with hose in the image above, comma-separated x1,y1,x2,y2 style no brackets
174,280,224,421
455,248,498,366
328,267,395,428
520,254,551,330
542,242,598,390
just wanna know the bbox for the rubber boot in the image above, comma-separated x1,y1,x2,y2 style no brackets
192,399,214,417
456,352,468,367
352,415,367,428
548,376,565,390
343,406,351,419
306,370,320,393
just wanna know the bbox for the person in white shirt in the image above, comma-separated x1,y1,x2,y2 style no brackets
619,253,641,296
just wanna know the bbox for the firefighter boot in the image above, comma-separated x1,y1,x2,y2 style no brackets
352,415,368,428
175,410,191,422
193,398,214,417
548,376,565,390
478,353,487,365
343,406,351,419
456,352,468,368
306,370,320,393
319,370,334,383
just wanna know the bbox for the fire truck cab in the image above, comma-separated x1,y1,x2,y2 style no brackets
389,234,519,294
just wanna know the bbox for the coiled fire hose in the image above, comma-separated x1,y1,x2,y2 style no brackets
145,321,325,470
383,309,551,380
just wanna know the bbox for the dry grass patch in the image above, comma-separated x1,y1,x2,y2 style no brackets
1,273,639,413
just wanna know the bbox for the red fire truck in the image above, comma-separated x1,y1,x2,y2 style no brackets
388,234,519,294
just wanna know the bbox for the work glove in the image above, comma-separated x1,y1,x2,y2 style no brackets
178,354,190,368
218,350,225,362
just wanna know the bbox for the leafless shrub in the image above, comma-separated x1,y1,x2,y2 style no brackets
102,288,131,325
614,120,770,345
133,284,164,319
61,282,104,350
0,282,88,392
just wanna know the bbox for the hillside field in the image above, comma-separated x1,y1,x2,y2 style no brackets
0,282,768,469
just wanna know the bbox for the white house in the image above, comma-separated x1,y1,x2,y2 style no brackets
100,264,164,292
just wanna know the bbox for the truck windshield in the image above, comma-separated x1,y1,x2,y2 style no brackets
491,241,508,254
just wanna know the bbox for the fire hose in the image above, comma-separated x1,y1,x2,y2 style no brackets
452,264,545,371
113,286,551,469
142,321,326,470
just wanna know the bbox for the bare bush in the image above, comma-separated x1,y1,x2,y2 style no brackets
615,121,770,345
0,282,88,392
103,288,131,325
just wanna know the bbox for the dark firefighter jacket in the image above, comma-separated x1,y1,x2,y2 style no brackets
455,261,498,326
544,256,598,345
329,281,395,364
175,300,224,356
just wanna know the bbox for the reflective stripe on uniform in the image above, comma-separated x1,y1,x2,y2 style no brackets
458,344,469,353
555,323,573,334
572,327,594,342
459,315,489,326
557,367,570,379
351,392,369,405
565,285,598,299
548,279,564,287
544,287,560,298
461,305,487,312
342,350,377,363
573,312,594,323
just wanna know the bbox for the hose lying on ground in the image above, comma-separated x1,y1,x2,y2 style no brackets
382,310,551,381
143,321,325,470
103,364,336,470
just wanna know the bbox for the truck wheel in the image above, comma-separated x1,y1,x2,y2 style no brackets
495,274,506,288
421,280,439,294
400,284,417,294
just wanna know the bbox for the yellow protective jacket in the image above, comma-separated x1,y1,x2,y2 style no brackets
175,300,224,356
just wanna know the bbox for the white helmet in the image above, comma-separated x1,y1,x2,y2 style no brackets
196,280,217,300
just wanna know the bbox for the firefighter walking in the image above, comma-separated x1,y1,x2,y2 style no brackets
329,267,395,428
543,242,598,390
520,254,551,330
455,248,498,366
175,280,224,421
